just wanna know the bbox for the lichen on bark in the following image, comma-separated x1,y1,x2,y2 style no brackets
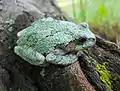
96,62,112,91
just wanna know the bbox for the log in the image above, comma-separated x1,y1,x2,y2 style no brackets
36,62,95,91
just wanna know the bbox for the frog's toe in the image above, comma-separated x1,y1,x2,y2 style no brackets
46,53,57,62
17,29,27,37
35,52,46,65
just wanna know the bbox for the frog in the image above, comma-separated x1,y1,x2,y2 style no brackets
14,17,96,66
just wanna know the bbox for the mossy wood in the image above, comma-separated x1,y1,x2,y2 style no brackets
0,0,120,91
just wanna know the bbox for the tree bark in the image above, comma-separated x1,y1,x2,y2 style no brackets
0,0,120,91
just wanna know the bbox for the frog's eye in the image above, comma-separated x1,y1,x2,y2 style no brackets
80,22,89,28
79,36,87,42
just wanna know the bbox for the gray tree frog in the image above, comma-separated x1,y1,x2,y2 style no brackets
14,17,96,66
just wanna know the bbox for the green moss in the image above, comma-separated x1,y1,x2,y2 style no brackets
96,62,113,91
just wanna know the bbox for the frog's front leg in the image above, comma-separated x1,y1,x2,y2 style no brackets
75,39,96,50
46,49,77,65
66,39,96,52
14,46,47,66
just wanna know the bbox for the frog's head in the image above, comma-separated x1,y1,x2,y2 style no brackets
75,22,96,50
77,22,96,43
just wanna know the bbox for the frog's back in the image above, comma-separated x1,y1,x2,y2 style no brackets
17,30,74,54
35,31,74,53
23,17,79,34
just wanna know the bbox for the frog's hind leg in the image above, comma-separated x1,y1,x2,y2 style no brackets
46,49,77,66
14,46,46,66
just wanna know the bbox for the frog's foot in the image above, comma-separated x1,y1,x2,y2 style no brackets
46,52,78,66
14,46,47,66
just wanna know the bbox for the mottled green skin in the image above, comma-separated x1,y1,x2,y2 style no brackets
14,17,96,66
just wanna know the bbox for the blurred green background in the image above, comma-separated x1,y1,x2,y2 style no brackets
58,0,120,44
